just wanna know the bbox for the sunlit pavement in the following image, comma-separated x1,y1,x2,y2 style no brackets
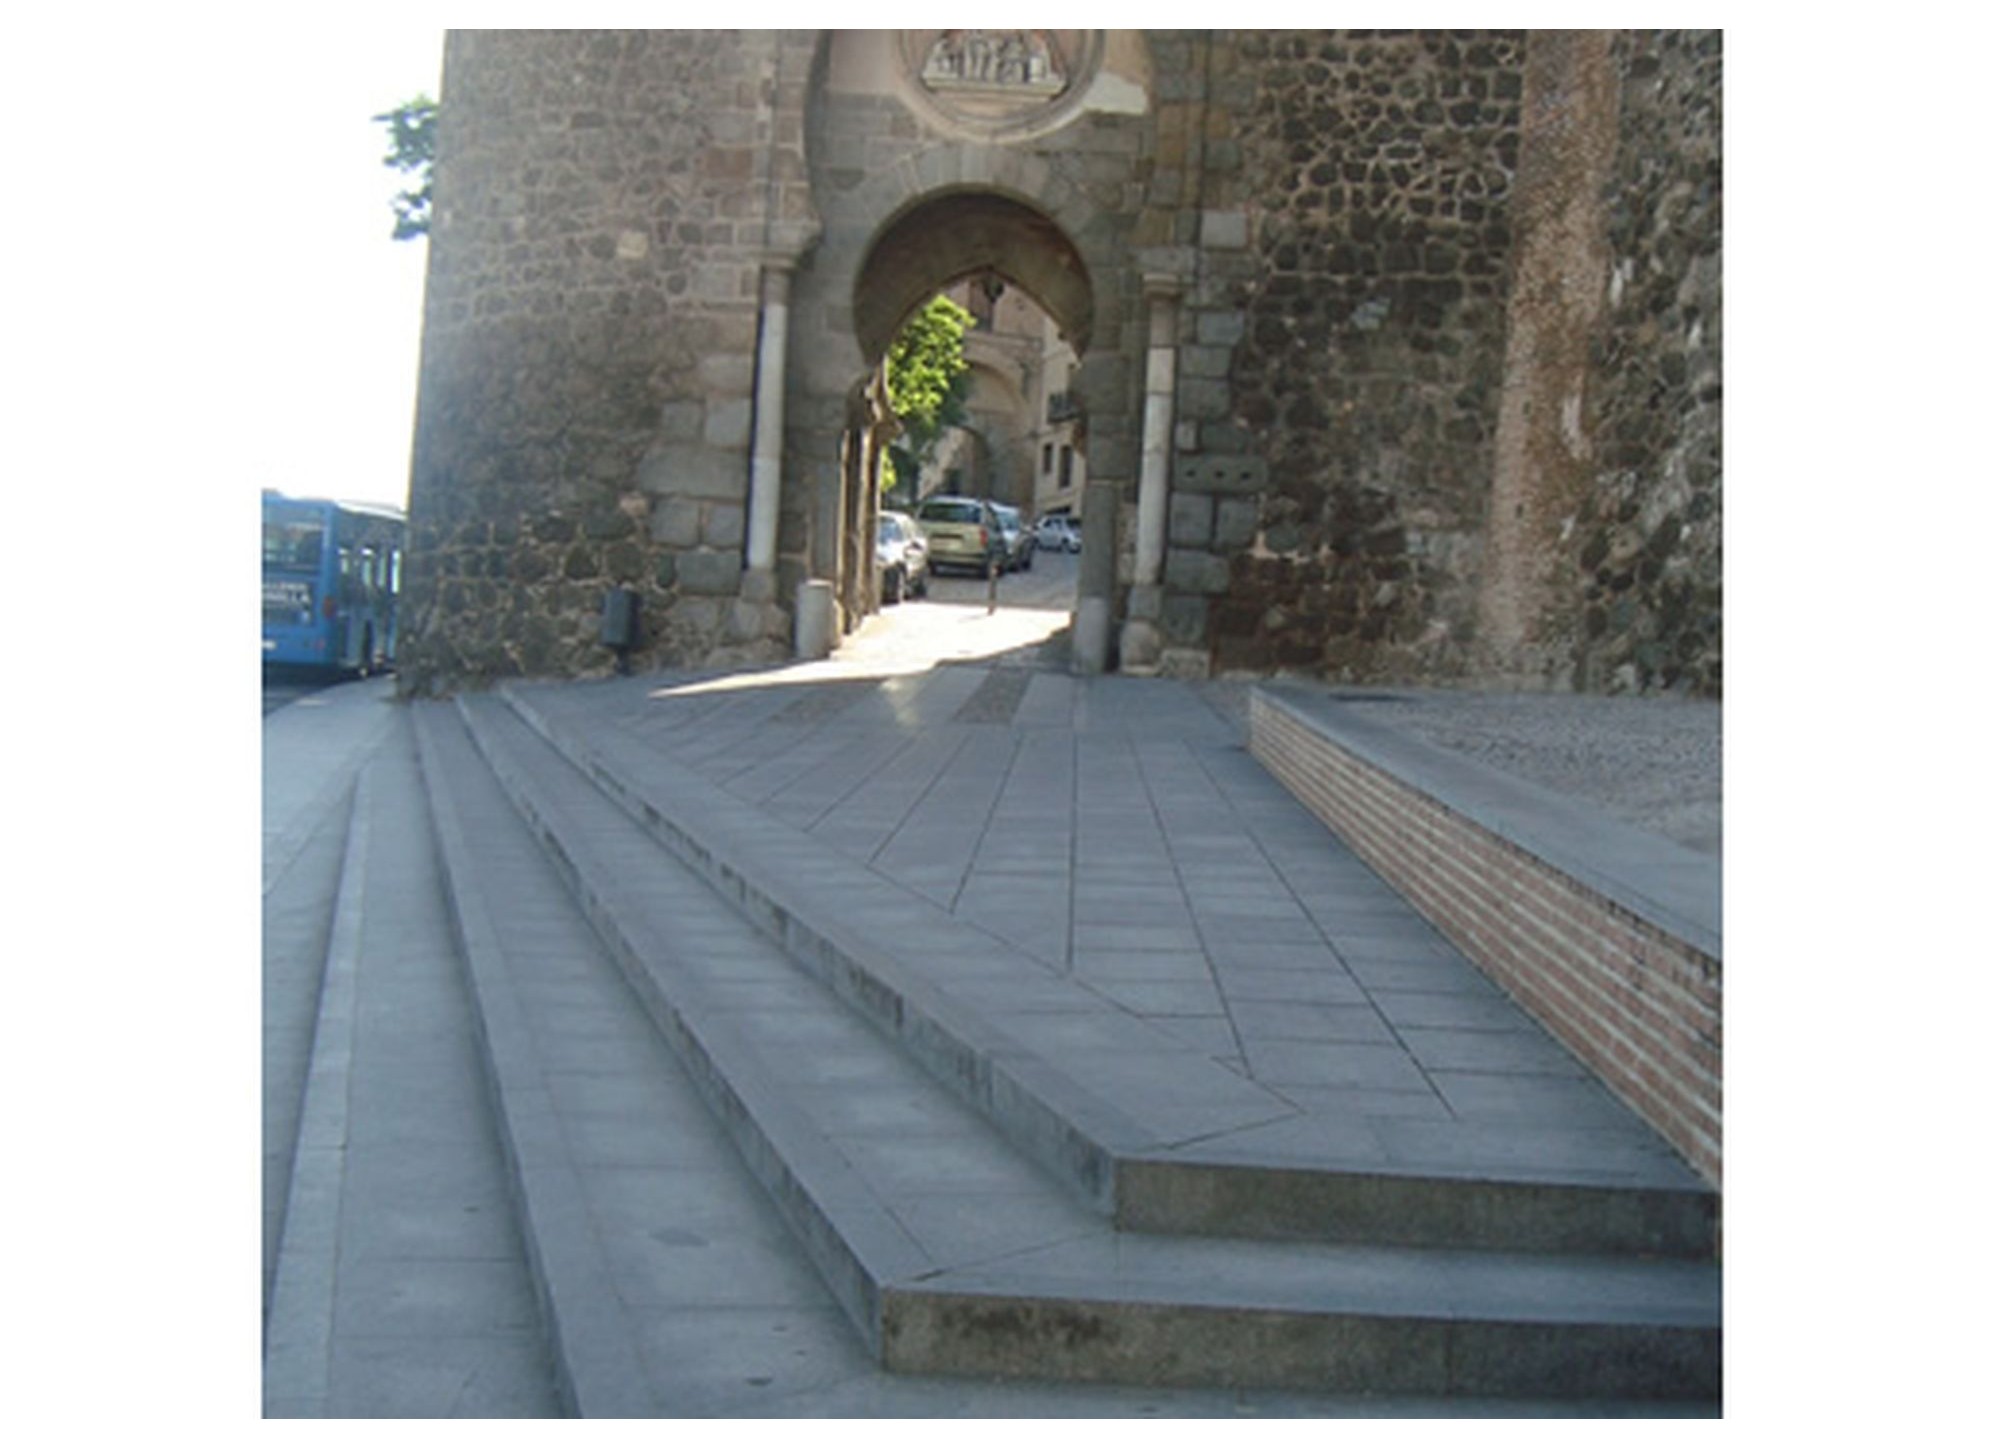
787,549,1080,684
840,596,1068,667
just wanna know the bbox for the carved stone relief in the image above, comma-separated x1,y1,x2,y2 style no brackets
896,29,1101,136
920,30,1065,94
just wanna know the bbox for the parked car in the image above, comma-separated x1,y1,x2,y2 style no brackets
875,509,929,603
1035,514,1081,553
992,503,1036,571
914,494,1007,576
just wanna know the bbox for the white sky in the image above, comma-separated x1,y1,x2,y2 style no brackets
240,31,445,511
18,21,445,514
221,28,446,512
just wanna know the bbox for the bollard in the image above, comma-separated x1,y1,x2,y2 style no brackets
1074,596,1111,675
795,579,836,660
1072,480,1120,674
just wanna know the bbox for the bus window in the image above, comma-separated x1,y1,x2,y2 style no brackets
264,522,323,570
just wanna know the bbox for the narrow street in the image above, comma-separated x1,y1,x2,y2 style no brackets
915,541,1078,614
845,543,1079,672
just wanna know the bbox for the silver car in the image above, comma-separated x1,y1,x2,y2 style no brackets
1035,514,1081,553
992,503,1036,572
876,509,930,603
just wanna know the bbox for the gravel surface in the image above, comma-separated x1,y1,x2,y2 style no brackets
1300,686,1721,856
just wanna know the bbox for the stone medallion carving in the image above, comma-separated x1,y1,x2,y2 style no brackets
896,29,1103,140
922,30,1064,94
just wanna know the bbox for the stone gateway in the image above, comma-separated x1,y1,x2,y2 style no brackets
400,30,1719,698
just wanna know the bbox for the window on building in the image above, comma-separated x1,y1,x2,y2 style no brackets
1042,442,1054,475
1059,446,1074,489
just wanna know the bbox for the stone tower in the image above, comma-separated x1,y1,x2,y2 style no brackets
400,30,1720,697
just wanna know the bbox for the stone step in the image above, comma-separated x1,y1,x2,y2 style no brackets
419,695,1719,1400
269,711,566,1417
412,704,657,1415
262,769,366,1347
495,680,1718,1261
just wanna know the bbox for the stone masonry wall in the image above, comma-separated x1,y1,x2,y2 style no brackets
1572,32,1722,695
402,31,814,693
401,30,1719,699
1196,31,1527,682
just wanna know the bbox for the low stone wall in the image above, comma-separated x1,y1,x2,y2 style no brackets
1249,687,1721,1188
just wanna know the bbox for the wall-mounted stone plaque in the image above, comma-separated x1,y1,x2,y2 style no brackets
921,30,1065,96
897,29,1101,137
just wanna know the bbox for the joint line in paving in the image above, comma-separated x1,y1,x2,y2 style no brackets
1180,736,1459,1114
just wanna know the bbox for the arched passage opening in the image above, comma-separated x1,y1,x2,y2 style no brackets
839,190,1095,643
854,191,1094,362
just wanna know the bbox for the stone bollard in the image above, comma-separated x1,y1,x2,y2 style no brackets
794,579,836,661
1074,596,1111,675
1073,480,1120,675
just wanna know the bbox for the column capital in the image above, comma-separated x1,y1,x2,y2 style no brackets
758,261,795,309
1134,243,1197,290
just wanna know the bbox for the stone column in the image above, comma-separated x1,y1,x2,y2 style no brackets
1121,275,1182,669
1133,276,1181,585
745,258,793,582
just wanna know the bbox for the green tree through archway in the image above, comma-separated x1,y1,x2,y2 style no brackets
882,293,973,497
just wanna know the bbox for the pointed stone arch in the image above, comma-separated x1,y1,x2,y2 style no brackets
793,179,1117,633
853,190,1095,365
786,36,1157,663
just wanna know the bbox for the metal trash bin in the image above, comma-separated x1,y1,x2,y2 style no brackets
600,587,640,672
600,587,639,649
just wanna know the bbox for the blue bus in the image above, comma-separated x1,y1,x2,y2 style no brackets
262,491,405,673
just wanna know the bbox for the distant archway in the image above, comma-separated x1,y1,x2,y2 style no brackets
830,189,1098,628
959,354,1033,510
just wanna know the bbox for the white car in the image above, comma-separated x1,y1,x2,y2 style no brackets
1035,514,1082,553
876,510,930,603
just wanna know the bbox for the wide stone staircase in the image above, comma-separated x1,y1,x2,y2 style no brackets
383,668,1721,1411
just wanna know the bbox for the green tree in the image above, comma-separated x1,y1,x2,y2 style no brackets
373,95,437,240
883,294,974,494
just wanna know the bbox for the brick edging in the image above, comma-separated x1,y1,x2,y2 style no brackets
1249,691,1721,1188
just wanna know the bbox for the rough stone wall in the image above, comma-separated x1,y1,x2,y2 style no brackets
1572,31,1722,695
1199,31,1527,682
400,29,1719,698
402,31,815,693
